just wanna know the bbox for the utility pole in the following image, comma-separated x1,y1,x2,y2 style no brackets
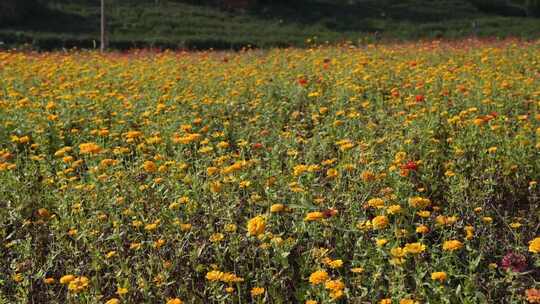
100,0,107,52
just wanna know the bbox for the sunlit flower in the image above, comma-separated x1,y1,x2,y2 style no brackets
309,270,329,285
431,271,447,283
247,216,265,236
443,240,463,252
250,287,265,297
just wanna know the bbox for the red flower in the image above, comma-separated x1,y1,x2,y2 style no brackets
252,143,264,150
415,95,424,102
401,160,418,171
297,78,308,86
322,208,338,218
501,252,527,272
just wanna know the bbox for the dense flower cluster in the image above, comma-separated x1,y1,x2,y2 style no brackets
0,39,539,303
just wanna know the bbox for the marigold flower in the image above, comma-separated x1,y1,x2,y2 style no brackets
408,196,431,208
60,275,75,284
67,276,89,293
387,204,401,214
309,270,329,285
325,279,345,292
79,142,102,154
247,216,265,236
250,287,265,297
167,299,183,304
528,237,540,253
442,240,463,251
116,286,128,295
205,270,223,281
526,288,540,303
143,161,157,173
416,225,429,234
304,211,324,221
431,271,447,282
372,215,389,229
376,239,388,247
270,203,285,213
367,198,385,209
404,242,426,254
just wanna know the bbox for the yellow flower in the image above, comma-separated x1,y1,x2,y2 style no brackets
416,210,431,218
376,239,388,247
509,222,522,229
67,276,89,293
143,161,157,173
247,216,265,236
180,223,192,231
304,211,324,221
326,168,339,178
116,286,128,295
270,203,285,213
323,258,344,269
482,216,493,224
390,247,406,257
387,204,402,214
379,299,392,304
309,270,329,285
306,300,318,304
404,242,426,254
443,240,463,251
367,198,385,209
224,224,237,232
372,215,389,229
325,279,345,292
209,233,224,242
529,237,540,253
166,299,183,304
144,222,159,231
205,270,223,281
105,299,120,304
206,166,219,175
351,267,364,273
431,271,447,283
12,273,23,283
416,225,429,234
60,275,75,284
464,226,474,240
408,196,431,208
79,142,102,154
220,272,244,283
400,299,420,304
329,290,344,300
250,287,265,297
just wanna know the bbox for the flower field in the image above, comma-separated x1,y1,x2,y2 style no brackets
0,39,539,304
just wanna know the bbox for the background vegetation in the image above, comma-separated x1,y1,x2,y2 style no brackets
1,0,540,50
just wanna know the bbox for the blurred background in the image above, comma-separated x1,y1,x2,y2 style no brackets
1,0,539,50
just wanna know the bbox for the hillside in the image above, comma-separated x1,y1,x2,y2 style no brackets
1,0,540,50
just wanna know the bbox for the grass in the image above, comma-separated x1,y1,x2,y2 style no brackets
1,0,540,50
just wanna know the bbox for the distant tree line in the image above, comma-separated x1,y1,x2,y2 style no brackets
0,0,39,25
2,0,539,26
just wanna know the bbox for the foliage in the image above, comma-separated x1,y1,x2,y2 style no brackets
1,0,540,50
